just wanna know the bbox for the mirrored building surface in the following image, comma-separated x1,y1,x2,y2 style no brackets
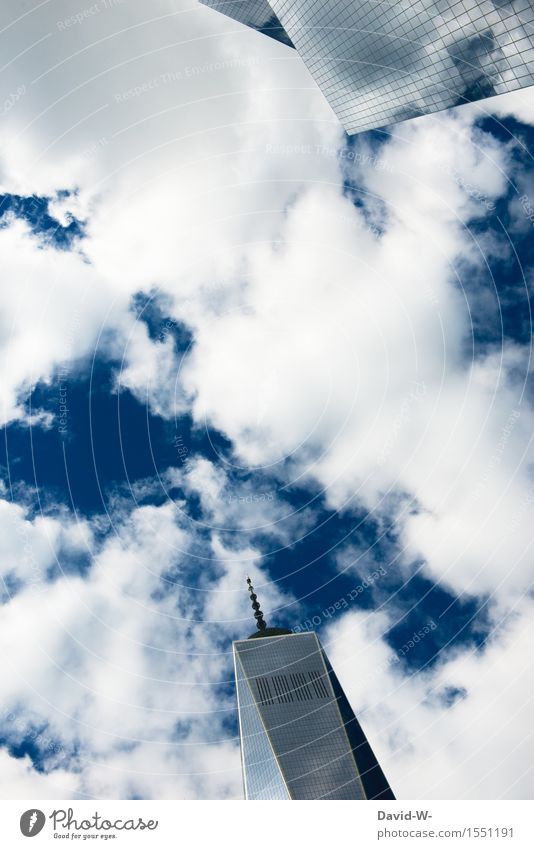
200,0,534,134
200,0,293,47
233,625,395,799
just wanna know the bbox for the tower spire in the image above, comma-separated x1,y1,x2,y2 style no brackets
246,575,267,632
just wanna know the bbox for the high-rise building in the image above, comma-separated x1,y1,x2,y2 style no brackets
201,0,534,134
233,577,395,800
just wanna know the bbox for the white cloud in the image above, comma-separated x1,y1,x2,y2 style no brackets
0,0,533,801
181,114,511,475
0,218,125,426
476,87,534,127
0,750,75,799
0,496,93,589
0,496,266,798
179,454,313,540
116,319,190,418
177,112,534,602
0,0,340,427
326,600,534,799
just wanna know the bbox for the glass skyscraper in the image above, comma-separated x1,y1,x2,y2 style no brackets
233,578,395,800
201,0,534,134
201,0,294,46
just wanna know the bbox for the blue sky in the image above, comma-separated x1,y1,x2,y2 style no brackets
0,0,533,800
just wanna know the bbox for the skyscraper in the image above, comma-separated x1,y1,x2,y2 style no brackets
233,577,395,800
201,0,534,134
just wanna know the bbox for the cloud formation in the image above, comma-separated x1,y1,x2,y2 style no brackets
0,0,533,800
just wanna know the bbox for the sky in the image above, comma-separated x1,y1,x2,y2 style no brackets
0,0,533,800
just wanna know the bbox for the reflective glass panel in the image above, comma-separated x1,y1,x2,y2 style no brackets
234,633,367,799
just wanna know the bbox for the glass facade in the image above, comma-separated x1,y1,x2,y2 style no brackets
201,0,534,134
200,0,293,47
234,645,291,799
233,631,395,800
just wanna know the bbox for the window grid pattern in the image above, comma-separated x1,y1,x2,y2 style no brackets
235,649,291,800
206,0,534,133
234,633,367,800
200,0,294,47
255,669,329,705
269,0,534,132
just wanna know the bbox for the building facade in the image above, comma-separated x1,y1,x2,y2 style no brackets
201,0,534,134
233,578,395,800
